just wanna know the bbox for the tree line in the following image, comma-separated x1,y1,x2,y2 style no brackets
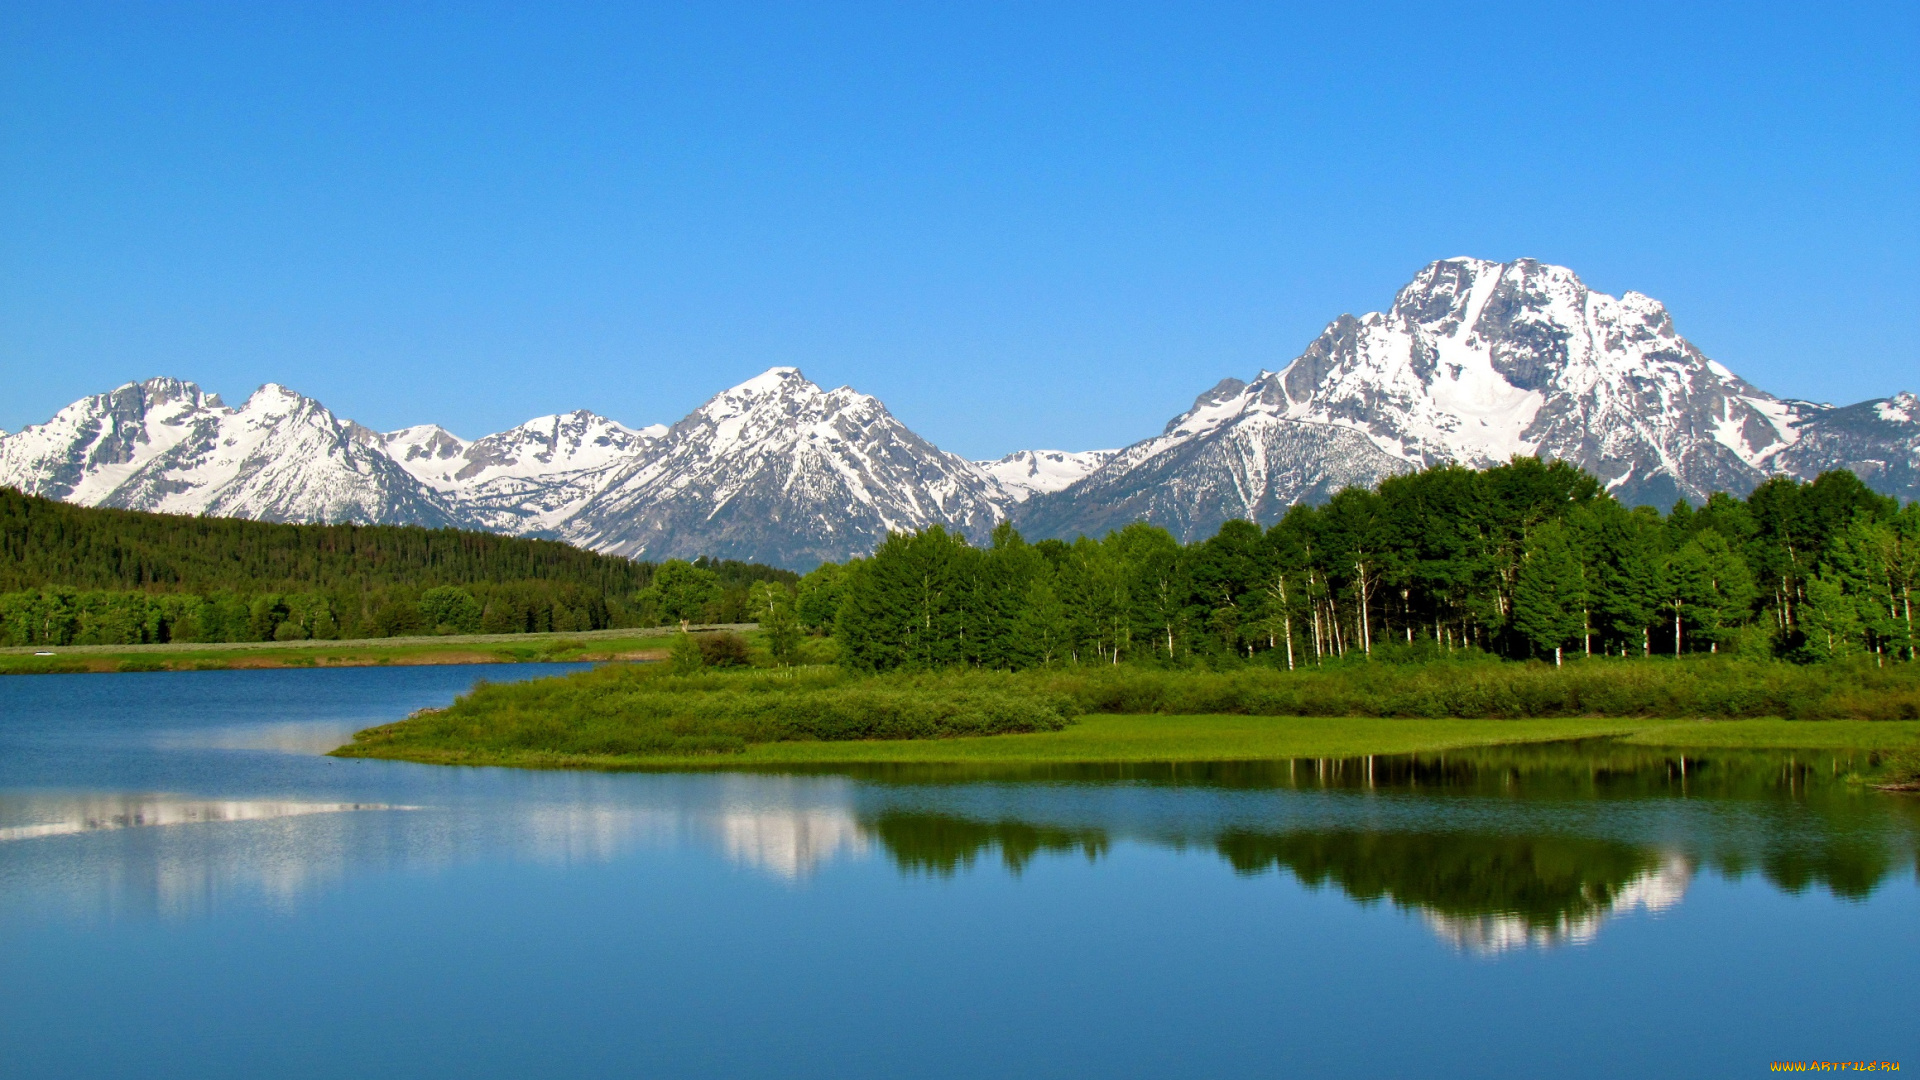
791,458,1917,671
0,488,796,645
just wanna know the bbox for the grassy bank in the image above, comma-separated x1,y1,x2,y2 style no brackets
329,658,1920,770
333,713,1920,770
0,624,753,675
339,666,1078,759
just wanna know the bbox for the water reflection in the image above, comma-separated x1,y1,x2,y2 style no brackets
1421,856,1691,955
1,716,1915,954
867,813,1108,877
1218,829,1690,954
0,795,410,842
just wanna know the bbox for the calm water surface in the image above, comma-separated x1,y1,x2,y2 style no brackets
1,666,1916,1079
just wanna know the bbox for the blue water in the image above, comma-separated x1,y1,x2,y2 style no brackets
1,667,1915,1079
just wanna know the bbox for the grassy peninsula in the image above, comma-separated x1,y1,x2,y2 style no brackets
332,655,1920,770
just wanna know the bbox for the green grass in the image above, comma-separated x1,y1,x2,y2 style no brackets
327,656,1920,772
0,624,757,674
336,665,1078,761
331,712,1920,770
1618,719,1920,750
331,713,1656,768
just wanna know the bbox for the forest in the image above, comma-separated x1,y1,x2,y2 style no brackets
794,458,1917,671
0,488,795,645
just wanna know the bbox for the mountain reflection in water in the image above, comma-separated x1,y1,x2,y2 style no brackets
0,795,409,842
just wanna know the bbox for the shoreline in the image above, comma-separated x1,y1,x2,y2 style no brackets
328,715,1920,772
0,624,756,675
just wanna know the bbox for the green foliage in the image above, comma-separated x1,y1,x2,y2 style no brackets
1025,656,1920,721
794,562,847,630
822,459,1914,671
420,586,483,634
753,582,803,664
638,560,723,627
341,665,1080,758
1513,521,1586,663
695,631,751,668
0,485,653,594
668,631,704,674
1876,745,1920,789
0,487,796,642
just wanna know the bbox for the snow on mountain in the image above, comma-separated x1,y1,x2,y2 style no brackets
1771,391,1920,501
4,259,1913,565
1013,376,1411,541
0,378,220,504
0,378,457,525
1017,257,1919,541
975,449,1114,502
560,368,1009,567
383,411,664,535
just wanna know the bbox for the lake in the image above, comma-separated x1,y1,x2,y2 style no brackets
1,666,1914,1078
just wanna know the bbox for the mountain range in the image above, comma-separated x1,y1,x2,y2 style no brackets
5,257,1916,568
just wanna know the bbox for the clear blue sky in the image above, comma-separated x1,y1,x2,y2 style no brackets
3,2,1915,458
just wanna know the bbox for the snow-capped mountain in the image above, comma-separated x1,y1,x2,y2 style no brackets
5,256,1915,565
383,411,665,535
0,378,457,525
560,368,1009,567
1018,257,1920,541
0,369,1015,566
974,449,1114,502
1769,392,1920,503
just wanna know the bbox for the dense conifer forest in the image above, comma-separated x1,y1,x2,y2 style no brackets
799,459,1917,671
0,488,795,645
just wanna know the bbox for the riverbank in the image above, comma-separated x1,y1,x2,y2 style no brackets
330,713,1920,770
0,624,754,674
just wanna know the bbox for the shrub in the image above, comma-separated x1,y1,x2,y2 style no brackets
1025,655,1920,721
696,631,751,668
1877,746,1920,790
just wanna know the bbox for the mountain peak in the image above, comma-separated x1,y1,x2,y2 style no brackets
728,366,812,395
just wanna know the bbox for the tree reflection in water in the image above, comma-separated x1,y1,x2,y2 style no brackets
846,742,1920,953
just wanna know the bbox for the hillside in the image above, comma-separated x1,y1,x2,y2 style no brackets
0,487,794,645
